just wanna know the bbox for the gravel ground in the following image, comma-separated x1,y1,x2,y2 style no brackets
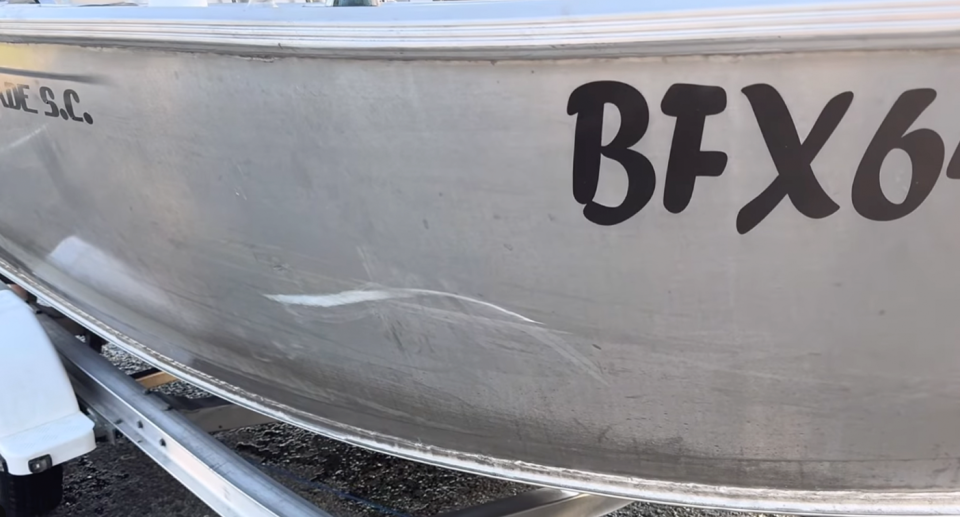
43,344,780,517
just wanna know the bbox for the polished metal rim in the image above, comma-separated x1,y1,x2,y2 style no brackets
0,0,960,58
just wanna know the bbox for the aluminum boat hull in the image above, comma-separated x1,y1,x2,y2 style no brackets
4,0,960,513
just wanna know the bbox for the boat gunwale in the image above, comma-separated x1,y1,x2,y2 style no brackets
0,0,959,58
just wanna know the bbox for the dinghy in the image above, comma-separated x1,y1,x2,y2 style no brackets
2,0,960,513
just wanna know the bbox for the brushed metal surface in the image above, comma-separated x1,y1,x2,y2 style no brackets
3,15,960,511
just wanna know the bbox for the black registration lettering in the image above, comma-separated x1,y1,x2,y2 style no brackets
567,81,655,226
660,84,727,214
737,85,851,234
852,89,943,221
566,79,958,233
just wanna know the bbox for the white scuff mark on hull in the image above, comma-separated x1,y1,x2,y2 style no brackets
0,125,46,155
264,287,611,383
267,290,405,308
265,288,540,324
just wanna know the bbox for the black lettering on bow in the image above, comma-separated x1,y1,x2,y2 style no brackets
15,85,37,114
567,81,655,226
737,85,852,234
661,84,727,213
0,83,20,110
852,89,944,221
63,89,91,124
946,141,960,179
39,87,59,118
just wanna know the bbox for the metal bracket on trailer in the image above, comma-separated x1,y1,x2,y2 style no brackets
153,392,279,433
39,309,631,517
40,314,333,517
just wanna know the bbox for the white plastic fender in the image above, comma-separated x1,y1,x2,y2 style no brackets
0,286,94,475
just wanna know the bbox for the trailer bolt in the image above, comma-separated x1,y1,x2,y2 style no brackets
28,455,52,474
